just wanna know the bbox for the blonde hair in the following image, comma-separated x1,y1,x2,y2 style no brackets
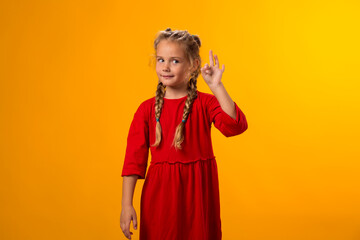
150,28,202,150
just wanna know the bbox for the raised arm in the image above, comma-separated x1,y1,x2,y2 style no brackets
202,49,248,137
209,82,237,120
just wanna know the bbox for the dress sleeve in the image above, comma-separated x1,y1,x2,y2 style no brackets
207,94,248,137
121,102,149,179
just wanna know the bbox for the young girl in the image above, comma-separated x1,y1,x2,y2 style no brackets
120,28,248,240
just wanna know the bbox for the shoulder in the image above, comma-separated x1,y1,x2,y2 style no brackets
196,90,217,105
130,96,155,120
197,90,213,99
134,94,156,109
139,96,155,109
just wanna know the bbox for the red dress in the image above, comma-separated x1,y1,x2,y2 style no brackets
121,90,248,240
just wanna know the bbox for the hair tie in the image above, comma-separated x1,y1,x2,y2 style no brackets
156,118,159,122
182,119,186,123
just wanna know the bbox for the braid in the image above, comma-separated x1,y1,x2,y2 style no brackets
150,81,166,147
171,78,198,150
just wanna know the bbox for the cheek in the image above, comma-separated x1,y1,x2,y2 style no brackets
173,66,185,73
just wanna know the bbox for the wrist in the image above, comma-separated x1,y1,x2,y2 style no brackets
209,82,224,93
122,201,133,207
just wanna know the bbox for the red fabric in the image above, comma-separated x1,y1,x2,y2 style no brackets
122,90,248,240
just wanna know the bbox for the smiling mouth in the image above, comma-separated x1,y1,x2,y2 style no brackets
162,75,174,78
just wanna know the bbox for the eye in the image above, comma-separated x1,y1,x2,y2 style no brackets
172,59,179,64
157,58,164,62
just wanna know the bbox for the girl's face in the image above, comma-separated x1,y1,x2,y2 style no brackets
155,40,193,89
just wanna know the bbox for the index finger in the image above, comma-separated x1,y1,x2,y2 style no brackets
209,50,214,66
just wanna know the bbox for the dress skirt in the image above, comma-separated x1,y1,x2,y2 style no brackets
140,157,222,240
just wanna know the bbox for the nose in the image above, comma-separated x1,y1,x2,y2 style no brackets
162,61,170,71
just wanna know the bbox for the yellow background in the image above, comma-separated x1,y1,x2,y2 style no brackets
1,0,359,239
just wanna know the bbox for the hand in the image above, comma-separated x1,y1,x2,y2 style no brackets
120,205,138,239
201,49,225,88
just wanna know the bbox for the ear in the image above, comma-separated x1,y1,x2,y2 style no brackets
190,58,200,72
194,59,200,70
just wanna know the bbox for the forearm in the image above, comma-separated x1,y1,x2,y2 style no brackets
122,175,139,206
209,82,236,120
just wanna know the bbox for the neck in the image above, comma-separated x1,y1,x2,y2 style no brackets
164,84,188,99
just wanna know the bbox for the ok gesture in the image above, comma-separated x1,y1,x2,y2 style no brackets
201,49,225,88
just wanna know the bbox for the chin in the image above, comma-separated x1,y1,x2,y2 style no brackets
160,79,173,85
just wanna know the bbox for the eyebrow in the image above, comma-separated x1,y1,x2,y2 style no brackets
156,56,183,59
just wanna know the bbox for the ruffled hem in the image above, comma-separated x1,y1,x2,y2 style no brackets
140,156,222,240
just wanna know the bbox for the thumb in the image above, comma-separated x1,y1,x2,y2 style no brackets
133,217,137,230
